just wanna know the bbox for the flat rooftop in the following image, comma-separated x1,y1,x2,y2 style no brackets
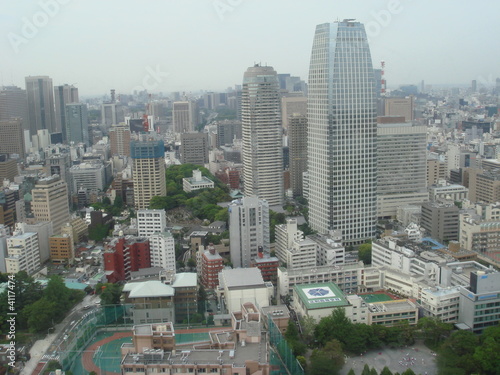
294,282,349,310
221,268,265,289
369,299,416,313
122,332,267,367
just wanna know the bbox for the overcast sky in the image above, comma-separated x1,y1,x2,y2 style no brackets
1,0,499,97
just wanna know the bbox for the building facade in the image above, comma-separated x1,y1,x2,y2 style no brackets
31,176,70,235
307,21,377,245
241,65,283,206
131,138,166,209
229,197,270,268
377,122,428,218
288,114,308,197
25,76,56,136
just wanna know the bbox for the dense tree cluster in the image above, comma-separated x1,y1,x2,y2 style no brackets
437,325,500,375
149,164,231,223
0,272,84,334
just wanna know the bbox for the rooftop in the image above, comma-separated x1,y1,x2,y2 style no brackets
123,280,174,298
172,272,197,288
294,282,349,310
221,268,265,289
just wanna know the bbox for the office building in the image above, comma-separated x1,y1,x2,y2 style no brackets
172,101,198,134
216,120,242,147
123,280,175,324
377,121,428,218
421,201,460,242
131,138,166,209
25,76,56,136
384,96,414,122
458,269,500,333
0,86,29,130
54,84,78,138
288,114,308,197
307,21,377,245
229,196,270,268
468,168,500,204
281,96,307,131
0,155,18,183
31,176,70,235
49,233,74,263
460,203,500,254
109,123,131,156
0,118,25,158
5,231,40,275
69,162,107,193
65,103,89,145
427,157,447,186
241,65,283,206
180,132,209,166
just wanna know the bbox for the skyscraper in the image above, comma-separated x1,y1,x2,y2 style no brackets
65,103,89,145
288,114,308,197
25,76,56,136
241,64,283,206
307,20,377,246
131,137,166,209
0,86,29,130
54,84,79,140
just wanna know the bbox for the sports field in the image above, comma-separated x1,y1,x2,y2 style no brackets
359,293,395,303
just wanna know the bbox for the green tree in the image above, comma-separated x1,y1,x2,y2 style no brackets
43,360,62,375
417,317,452,348
100,283,122,305
309,350,338,375
44,275,72,314
370,368,378,375
322,339,345,369
473,325,500,374
401,369,416,375
24,298,58,333
347,370,356,375
438,330,479,375
380,366,393,375
361,364,371,375
89,224,109,241
358,242,372,264
296,355,306,370
300,315,317,346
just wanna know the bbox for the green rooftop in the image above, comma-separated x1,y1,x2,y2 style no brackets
294,282,349,310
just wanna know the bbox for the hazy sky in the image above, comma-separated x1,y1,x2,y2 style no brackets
1,0,499,97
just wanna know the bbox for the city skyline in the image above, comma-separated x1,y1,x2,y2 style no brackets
1,0,499,95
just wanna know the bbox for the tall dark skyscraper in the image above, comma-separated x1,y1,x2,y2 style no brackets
241,64,283,206
65,103,89,146
54,84,79,141
307,20,377,246
25,76,56,136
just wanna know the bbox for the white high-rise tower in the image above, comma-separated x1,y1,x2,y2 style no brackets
307,20,377,246
241,64,283,206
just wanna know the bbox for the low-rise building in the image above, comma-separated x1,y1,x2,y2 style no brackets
123,280,175,324
182,169,214,192
120,303,271,375
292,282,350,321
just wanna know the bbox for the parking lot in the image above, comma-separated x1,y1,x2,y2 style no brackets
339,342,438,375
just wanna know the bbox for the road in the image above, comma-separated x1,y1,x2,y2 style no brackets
21,294,100,375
